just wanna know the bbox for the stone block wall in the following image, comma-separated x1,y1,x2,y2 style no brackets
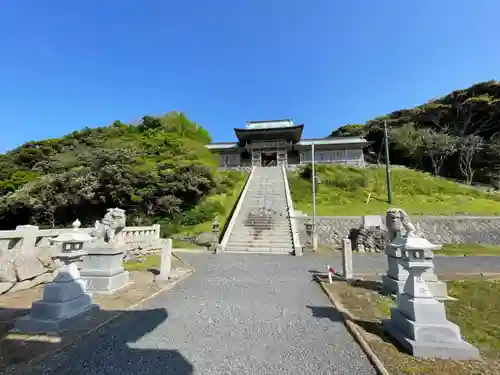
296,215,500,249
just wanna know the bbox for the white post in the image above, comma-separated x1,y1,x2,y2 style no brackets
311,143,317,250
152,224,161,239
157,238,172,281
327,265,333,284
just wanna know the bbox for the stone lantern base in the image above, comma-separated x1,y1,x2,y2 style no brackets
79,245,130,294
383,306,480,360
15,252,99,333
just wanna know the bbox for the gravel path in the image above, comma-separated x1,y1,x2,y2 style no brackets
24,253,376,375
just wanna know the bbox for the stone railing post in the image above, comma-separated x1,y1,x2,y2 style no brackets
157,238,172,281
16,225,39,254
152,224,161,239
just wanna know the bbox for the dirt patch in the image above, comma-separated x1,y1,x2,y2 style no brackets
320,277,500,375
0,261,191,375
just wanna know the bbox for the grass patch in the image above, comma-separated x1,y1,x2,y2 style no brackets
289,165,500,216
447,280,500,357
172,239,202,249
124,254,182,271
124,254,160,271
435,243,500,256
322,278,500,374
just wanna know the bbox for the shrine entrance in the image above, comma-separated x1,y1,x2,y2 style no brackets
261,151,277,166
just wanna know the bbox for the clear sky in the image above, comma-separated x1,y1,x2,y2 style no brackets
1,1,499,152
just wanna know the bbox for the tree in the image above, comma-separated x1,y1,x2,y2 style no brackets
0,112,221,230
329,124,367,138
420,129,457,177
458,135,483,185
389,123,426,167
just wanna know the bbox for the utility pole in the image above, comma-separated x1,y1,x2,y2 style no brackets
311,143,317,250
384,120,393,204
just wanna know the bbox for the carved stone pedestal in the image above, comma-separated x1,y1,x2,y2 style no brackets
80,246,129,294
15,251,98,333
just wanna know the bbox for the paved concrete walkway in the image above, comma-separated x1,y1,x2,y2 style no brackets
25,254,376,375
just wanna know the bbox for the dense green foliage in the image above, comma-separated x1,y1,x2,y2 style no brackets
288,164,500,216
330,80,500,186
0,112,245,234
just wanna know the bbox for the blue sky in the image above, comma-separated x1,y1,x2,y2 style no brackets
1,1,499,152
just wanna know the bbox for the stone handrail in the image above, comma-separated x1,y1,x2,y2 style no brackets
0,224,161,253
220,166,256,251
281,164,302,255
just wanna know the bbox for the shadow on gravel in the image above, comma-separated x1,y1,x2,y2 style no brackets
306,305,398,347
1,307,194,375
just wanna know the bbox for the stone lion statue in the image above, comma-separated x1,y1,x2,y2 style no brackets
91,208,127,244
386,208,419,241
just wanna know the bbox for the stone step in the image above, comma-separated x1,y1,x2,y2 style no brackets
228,231,291,238
230,234,291,240
227,242,293,248
230,230,291,236
225,242,293,248
238,215,290,225
227,240,292,248
234,221,290,227
228,233,292,239
232,225,291,236
224,246,293,253
235,218,290,223
229,238,292,244
233,222,291,233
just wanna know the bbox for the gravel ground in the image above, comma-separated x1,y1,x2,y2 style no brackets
24,253,376,375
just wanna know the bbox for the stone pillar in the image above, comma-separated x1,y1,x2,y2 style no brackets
16,225,39,254
157,238,172,281
341,238,354,280
79,246,129,294
383,239,480,360
153,224,161,239
381,234,448,299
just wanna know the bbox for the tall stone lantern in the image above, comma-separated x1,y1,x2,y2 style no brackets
383,233,480,360
15,220,99,333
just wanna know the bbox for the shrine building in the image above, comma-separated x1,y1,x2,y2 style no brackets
206,119,370,168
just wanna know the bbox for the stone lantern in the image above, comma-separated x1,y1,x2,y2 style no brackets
383,234,480,360
52,219,90,252
14,220,99,333
382,230,448,300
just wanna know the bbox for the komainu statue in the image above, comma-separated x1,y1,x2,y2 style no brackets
91,208,127,244
385,208,419,241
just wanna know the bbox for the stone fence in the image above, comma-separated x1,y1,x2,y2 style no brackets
0,224,162,295
295,215,500,249
0,224,161,254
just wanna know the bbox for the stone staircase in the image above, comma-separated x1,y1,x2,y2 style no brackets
224,166,294,253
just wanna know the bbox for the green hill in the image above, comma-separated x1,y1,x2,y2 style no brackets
0,112,246,235
288,164,500,216
330,80,500,187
